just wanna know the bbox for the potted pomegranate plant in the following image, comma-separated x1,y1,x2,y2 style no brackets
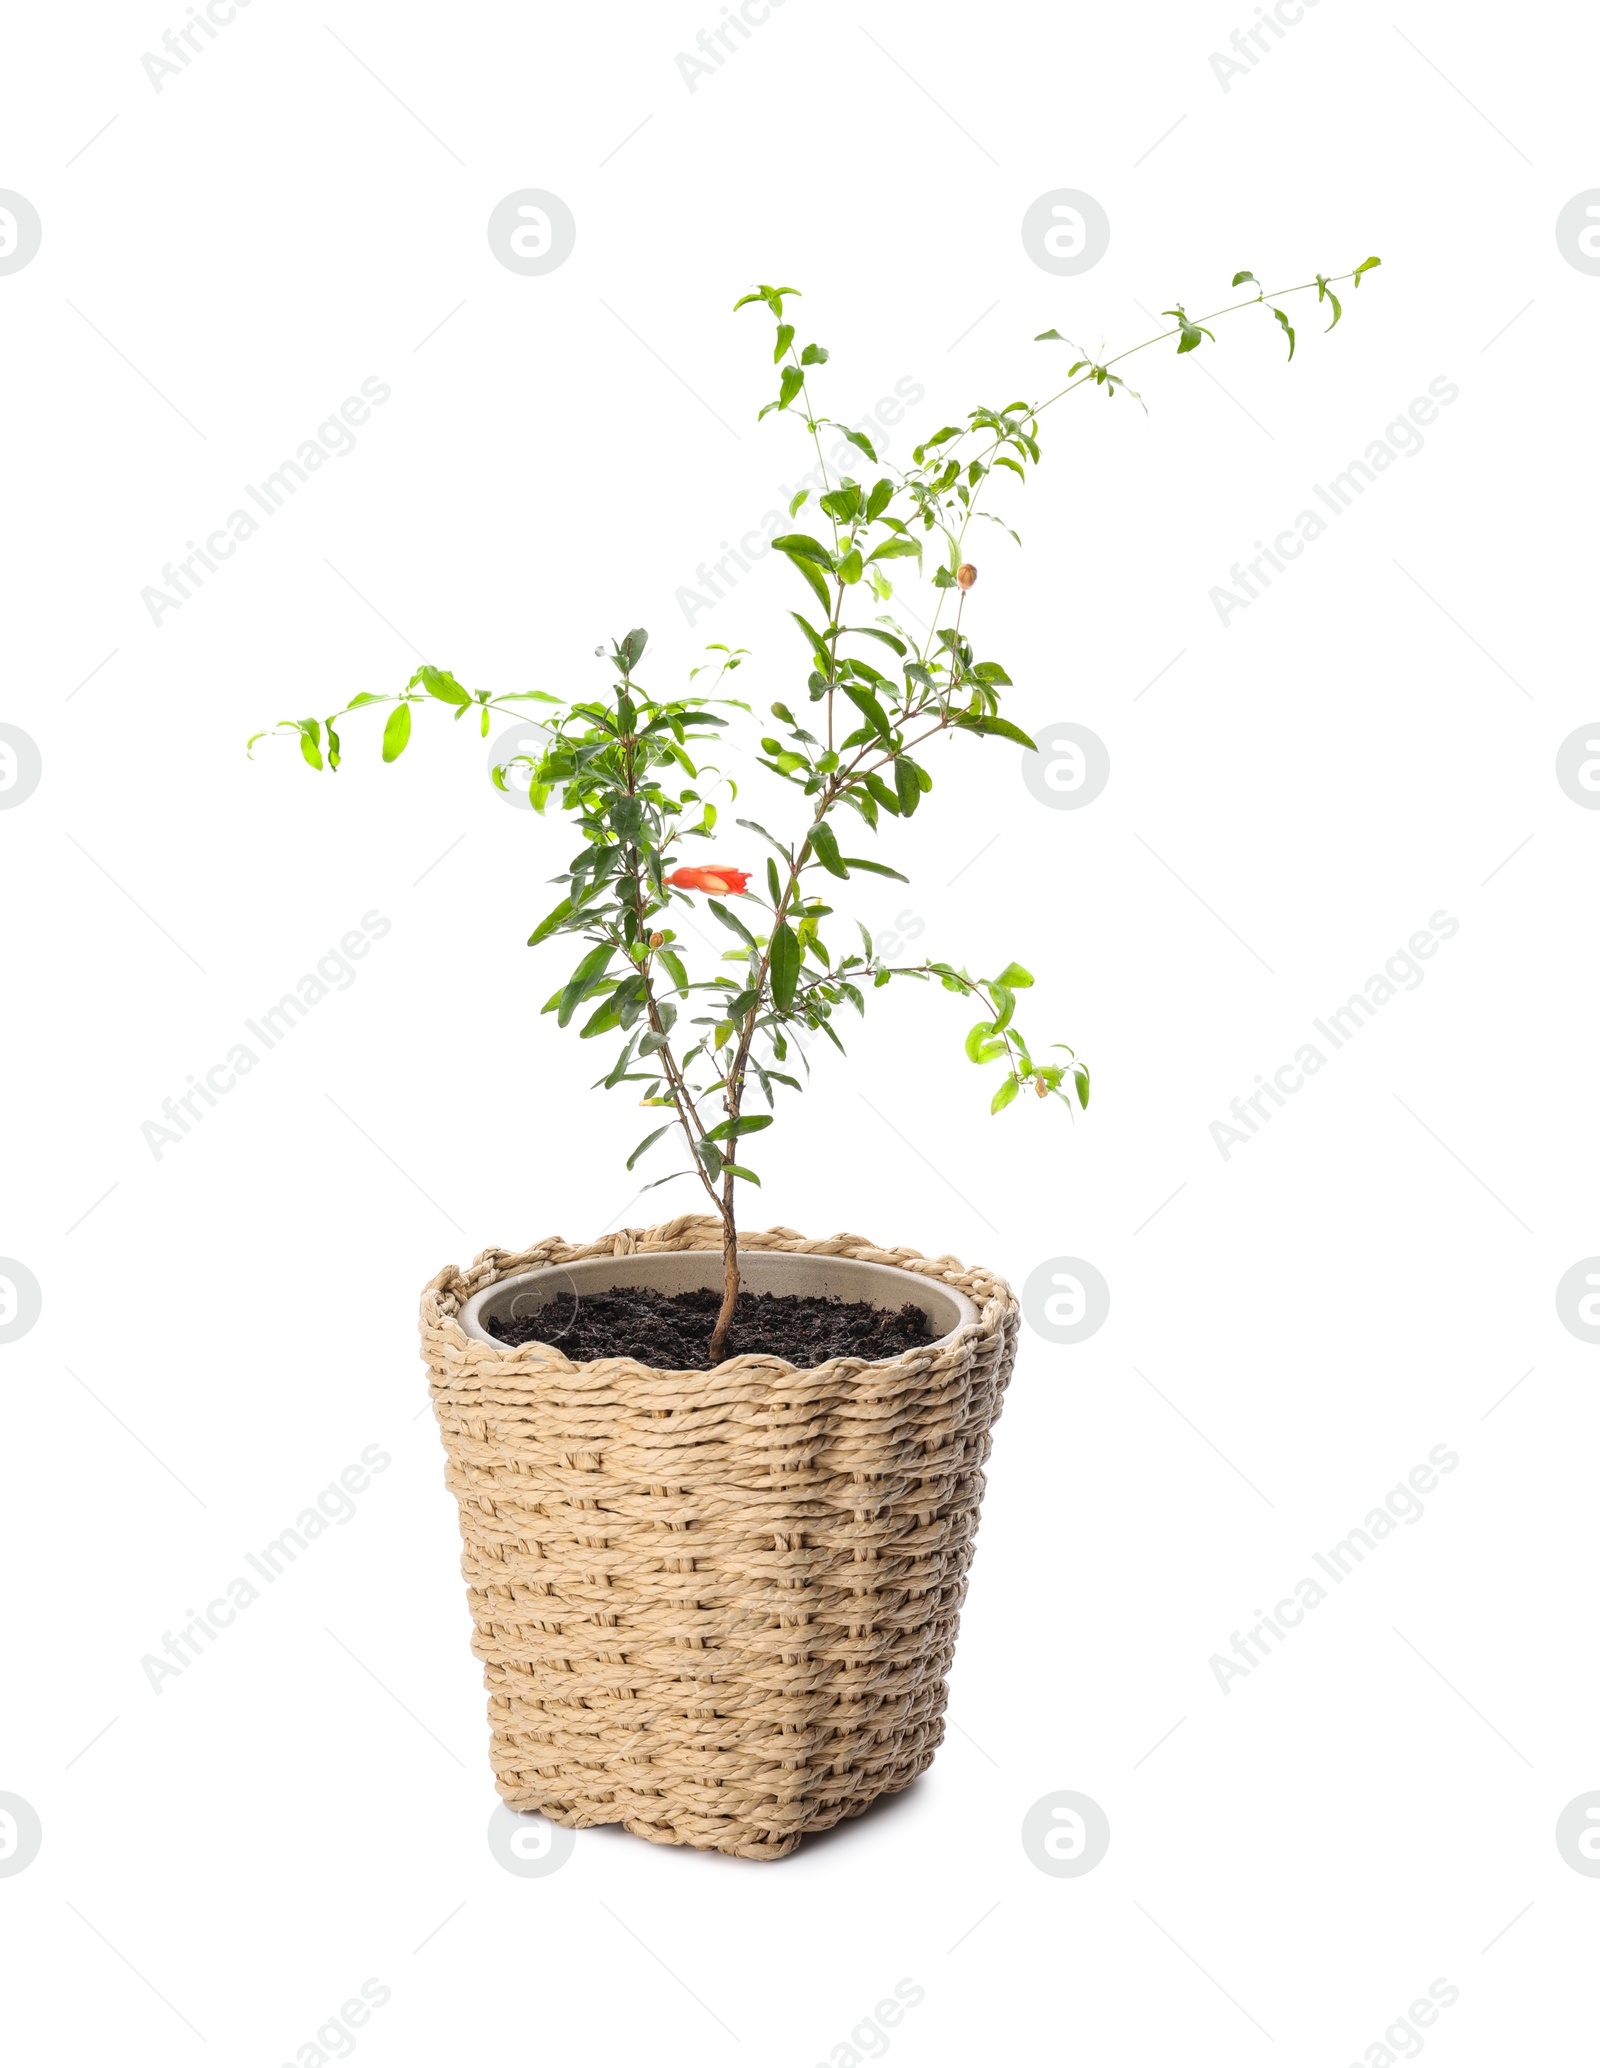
253,260,1379,1858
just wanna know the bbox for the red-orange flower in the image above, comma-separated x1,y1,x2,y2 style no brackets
666,864,750,895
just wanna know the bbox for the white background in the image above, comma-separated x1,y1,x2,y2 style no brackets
3,1,1597,2061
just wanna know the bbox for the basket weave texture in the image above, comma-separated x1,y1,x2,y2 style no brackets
420,1215,1018,1860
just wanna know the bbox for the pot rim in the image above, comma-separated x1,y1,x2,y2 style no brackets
455,1246,981,1365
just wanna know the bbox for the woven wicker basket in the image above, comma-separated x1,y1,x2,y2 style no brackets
419,1214,1019,1860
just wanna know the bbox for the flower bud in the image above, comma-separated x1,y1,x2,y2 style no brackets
1035,1076,1048,1098
956,563,977,590
649,931,664,949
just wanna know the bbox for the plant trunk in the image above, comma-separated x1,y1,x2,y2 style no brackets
707,1207,739,1363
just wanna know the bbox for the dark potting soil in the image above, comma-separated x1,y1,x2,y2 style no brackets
485,1283,933,1369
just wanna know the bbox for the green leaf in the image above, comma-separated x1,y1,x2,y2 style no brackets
808,820,848,878
382,704,411,762
608,795,645,844
799,342,828,364
962,713,1038,749
971,661,1012,686
965,1022,1007,1064
769,921,801,1011
413,665,470,706
733,283,795,313
893,756,921,816
837,426,877,463
719,1163,761,1184
991,1075,1020,1114
773,322,794,361
861,770,901,817
1352,255,1381,287
772,544,832,615
788,612,834,675
627,1125,672,1171
708,898,758,949
554,942,613,1028
1231,270,1256,288
1164,306,1216,356
766,855,782,904
770,532,833,565
578,994,622,1039
657,946,688,992
736,815,794,857
1074,1065,1091,1109
838,856,908,881
838,547,863,585
843,786,877,830
702,1113,774,1143
697,1138,723,1181
1271,306,1296,360
811,1013,847,1055
1035,328,1067,341
996,961,1034,988
604,1035,639,1088
526,897,572,947
846,625,906,655
298,727,323,772
842,682,892,743
863,479,894,522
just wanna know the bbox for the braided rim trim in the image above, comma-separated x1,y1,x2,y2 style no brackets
420,1213,1016,1380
